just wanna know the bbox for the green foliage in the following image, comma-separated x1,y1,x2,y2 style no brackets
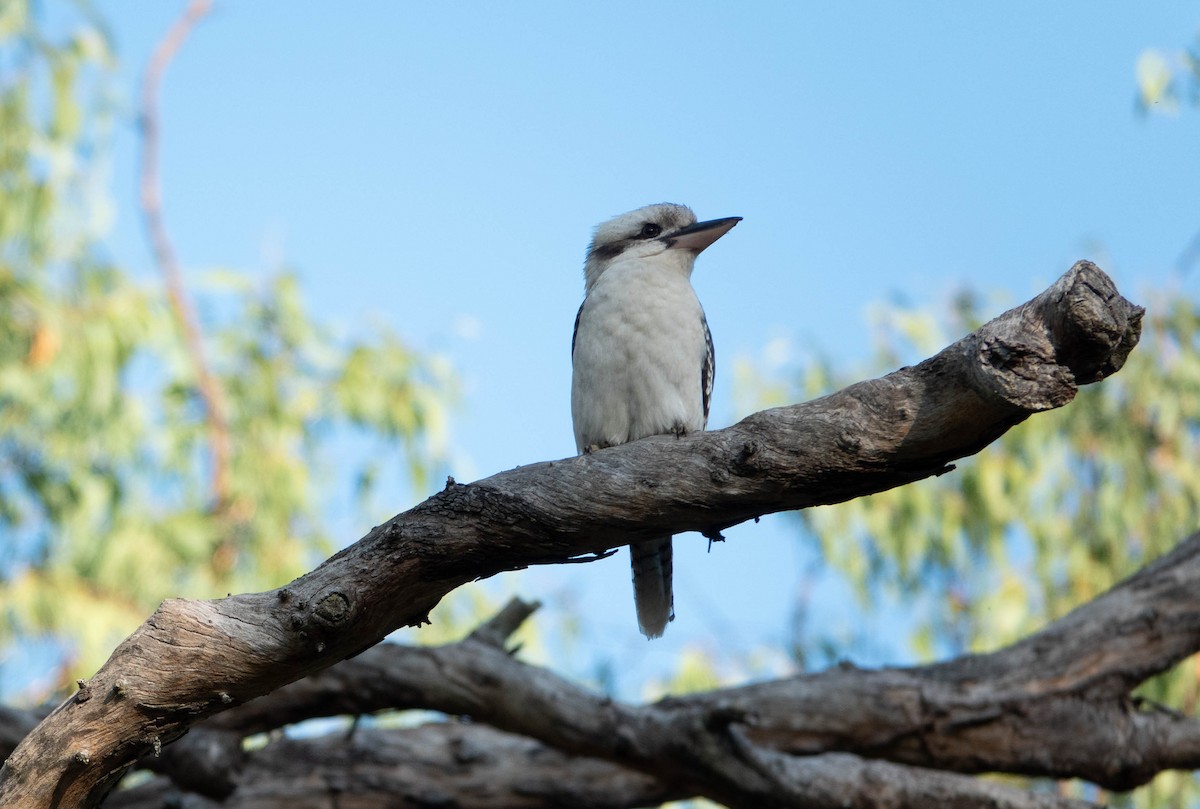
0,2,455,696
1136,33,1200,116
800,294,1200,649
755,290,1200,806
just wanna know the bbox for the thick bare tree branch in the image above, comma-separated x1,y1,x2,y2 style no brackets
107,724,680,809
104,726,1096,809
8,529,1196,806
0,262,1143,807
148,525,1198,807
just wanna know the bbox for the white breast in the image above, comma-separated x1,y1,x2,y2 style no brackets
572,260,708,452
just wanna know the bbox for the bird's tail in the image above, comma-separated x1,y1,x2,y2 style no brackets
630,536,674,639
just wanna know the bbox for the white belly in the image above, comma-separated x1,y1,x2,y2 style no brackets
572,263,708,452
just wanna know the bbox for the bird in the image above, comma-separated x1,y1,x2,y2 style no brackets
571,203,741,638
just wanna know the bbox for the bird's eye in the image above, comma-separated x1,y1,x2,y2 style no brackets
639,223,663,238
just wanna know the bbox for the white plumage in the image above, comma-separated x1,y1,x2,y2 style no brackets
571,202,740,638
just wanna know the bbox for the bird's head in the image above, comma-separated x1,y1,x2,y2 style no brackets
583,203,740,292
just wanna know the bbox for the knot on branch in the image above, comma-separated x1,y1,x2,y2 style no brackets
314,592,351,626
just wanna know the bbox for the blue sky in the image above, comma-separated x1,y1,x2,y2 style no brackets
78,2,1200,692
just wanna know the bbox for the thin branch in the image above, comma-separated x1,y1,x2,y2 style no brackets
138,0,231,516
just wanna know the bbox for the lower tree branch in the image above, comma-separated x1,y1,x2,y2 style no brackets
181,535,1197,805
0,262,1143,807
106,724,680,809
6,532,1194,806
105,726,1095,809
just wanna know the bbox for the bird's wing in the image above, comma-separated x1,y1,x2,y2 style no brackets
701,312,714,427
571,299,585,357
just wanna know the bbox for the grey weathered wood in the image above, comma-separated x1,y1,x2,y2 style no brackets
187,521,1199,805
0,261,1143,808
106,724,678,809
110,588,1141,809
102,726,1095,809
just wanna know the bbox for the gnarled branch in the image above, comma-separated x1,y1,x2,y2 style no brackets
169,520,1198,807
0,262,1143,807
104,726,1094,809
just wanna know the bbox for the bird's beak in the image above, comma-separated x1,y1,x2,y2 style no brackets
663,216,742,253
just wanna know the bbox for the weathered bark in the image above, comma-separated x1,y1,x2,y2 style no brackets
105,724,678,809
0,262,1143,807
102,725,1094,809
119,523,1195,808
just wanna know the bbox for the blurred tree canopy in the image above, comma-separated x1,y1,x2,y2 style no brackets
715,35,1200,806
0,0,455,697
739,293,1200,808
1136,32,1200,116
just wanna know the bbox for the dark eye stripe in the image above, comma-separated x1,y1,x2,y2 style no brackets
587,220,673,261
588,241,625,261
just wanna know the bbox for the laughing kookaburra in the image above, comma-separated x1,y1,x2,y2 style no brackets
571,203,741,638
